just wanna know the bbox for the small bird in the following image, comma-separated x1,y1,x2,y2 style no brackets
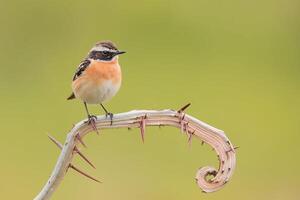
67,40,125,124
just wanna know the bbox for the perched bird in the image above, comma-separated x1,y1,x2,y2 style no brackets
67,41,125,124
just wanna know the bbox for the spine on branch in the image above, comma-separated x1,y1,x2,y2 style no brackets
34,105,236,200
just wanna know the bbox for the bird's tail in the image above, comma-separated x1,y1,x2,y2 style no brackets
67,92,75,100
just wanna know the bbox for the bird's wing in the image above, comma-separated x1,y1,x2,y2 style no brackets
67,92,75,100
67,59,91,100
72,59,91,81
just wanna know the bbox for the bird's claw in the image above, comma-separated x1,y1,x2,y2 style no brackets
86,115,97,124
85,115,99,134
105,113,113,125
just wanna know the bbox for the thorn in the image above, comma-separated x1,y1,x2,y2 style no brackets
184,122,189,134
177,103,191,113
139,115,146,143
91,120,99,135
188,133,192,146
180,122,184,133
74,147,96,169
179,114,186,133
76,134,87,148
69,164,101,183
47,134,63,149
187,130,195,147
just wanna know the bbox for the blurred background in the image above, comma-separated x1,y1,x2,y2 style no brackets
0,0,299,199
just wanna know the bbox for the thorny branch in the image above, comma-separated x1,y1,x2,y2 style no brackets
34,105,236,200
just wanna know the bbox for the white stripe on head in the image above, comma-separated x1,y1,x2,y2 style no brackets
90,46,118,53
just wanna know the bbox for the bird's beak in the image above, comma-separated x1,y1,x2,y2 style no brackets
115,50,126,55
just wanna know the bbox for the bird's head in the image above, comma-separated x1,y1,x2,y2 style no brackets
88,40,126,62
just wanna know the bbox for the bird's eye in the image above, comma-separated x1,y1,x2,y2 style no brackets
102,51,109,55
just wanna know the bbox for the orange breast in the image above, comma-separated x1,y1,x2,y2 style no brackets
85,60,122,85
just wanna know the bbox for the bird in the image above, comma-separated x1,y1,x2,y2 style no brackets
67,40,125,125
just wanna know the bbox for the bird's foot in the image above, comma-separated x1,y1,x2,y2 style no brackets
105,113,113,125
85,115,99,134
85,115,97,124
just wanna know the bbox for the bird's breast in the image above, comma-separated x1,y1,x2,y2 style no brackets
72,60,122,104
85,60,122,85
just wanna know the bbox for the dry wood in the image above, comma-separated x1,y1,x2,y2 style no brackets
34,107,236,200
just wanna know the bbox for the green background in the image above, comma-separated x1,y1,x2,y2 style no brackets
0,0,299,199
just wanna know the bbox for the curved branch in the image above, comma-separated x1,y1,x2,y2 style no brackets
34,108,236,200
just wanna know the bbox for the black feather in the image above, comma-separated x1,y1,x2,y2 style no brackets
67,92,75,100
72,59,91,81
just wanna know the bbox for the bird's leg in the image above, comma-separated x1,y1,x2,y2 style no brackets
84,102,97,123
84,102,99,134
100,103,113,125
